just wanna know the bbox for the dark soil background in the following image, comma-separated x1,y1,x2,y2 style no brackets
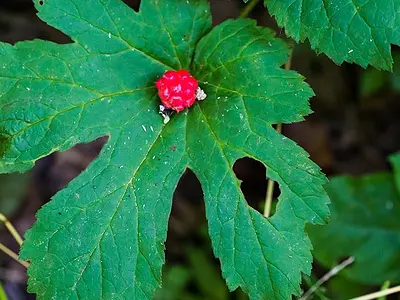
1,0,400,299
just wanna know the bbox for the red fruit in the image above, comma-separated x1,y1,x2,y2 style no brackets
155,70,198,112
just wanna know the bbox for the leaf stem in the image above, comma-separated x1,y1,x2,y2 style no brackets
0,213,23,245
263,47,293,218
284,47,293,71
263,123,282,217
0,243,29,268
0,213,28,268
377,281,390,300
348,285,400,300
239,0,262,18
299,257,355,300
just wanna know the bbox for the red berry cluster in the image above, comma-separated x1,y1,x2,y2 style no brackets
155,70,198,112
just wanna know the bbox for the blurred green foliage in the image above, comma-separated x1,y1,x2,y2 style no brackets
360,52,400,97
0,172,29,217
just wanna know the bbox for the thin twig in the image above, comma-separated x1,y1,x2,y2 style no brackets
0,213,23,245
263,48,293,218
263,123,282,217
239,0,262,18
284,47,294,70
299,257,355,300
0,243,29,268
348,285,400,300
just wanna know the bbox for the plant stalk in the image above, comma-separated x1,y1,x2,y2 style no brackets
263,47,293,218
299,257,355,300
0,243,29,268
239,0,262,18
348,285,400,300
0,213,23,245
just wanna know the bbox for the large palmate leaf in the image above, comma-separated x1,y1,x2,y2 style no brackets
309,153,400,284
0,0,329,299
249,0,400,70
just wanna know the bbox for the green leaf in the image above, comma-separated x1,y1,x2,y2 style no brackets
0,0,329,299
377,281,391,300
308,163,400,284
390,152,400,194
192,19,329,299
0,283,8,300
327,276,372,299
154,266,191,300
252,0,400,70
187,247,228,300
360,67,387,97
390,53,400,92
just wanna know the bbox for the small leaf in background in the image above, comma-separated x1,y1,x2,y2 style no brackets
390,53,400,93
0,0,329,299
187,247,228,300
248,0,400,70
390,152,400,195
377,281,391,300
360,68,387,97
0,173,29,217
154,266,191,300
308,154,400,284
327,276,372,300
0,282,8,300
